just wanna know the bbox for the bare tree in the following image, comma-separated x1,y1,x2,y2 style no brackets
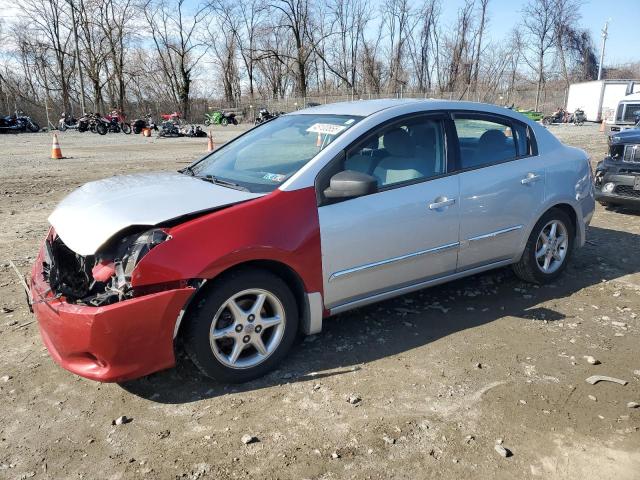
19,0,74,111
208,2,241,103
236,0,266,99
471,0,489,92
522,0,555,110
266,0,319,97
382,0,413,93
360,23,384,94
99,0,134,112
552,0,580,89
444,0,474,93
505,28,524,104
144,0,209,118
407,0,440,92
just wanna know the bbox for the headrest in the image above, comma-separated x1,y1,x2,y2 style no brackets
383,128,414,157
411,124,436,149
479,129,507,149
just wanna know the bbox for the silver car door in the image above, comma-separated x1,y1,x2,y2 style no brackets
317,114,460,310
453,114,545,271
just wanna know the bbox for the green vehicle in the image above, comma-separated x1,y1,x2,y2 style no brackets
516,109,544,122
204,110,238,126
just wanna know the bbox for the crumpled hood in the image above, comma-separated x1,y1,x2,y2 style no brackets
49,172,263,255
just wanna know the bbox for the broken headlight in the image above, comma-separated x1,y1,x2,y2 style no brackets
121,229,171,276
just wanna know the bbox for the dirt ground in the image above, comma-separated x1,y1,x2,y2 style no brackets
0,122,639,480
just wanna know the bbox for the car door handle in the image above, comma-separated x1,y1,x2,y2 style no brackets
429,197,456,210
521,173,542,185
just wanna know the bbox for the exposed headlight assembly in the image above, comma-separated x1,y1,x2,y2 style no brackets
121,229,171,276
110,229,171,291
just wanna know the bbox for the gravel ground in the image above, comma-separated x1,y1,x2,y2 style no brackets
0,123,639,480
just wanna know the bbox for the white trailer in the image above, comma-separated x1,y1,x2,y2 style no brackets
565,80,640,122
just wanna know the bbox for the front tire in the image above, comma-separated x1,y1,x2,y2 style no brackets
96,122,107,135
183,269,299,383
513,208,575,284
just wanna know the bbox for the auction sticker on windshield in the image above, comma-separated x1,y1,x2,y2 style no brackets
306,123,347,135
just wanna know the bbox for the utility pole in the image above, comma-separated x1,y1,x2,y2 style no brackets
68,0,86,114
597,20,609,81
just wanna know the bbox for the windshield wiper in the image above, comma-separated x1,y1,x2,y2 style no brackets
198,175,249,192
180,165,196,176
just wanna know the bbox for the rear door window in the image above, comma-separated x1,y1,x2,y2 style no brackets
453,115,534,170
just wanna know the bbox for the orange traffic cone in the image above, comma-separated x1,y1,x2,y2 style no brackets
51,133,64,159
599,119,605,133
207,131,215,151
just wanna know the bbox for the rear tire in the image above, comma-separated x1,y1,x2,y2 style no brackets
96,122,107,135
221,117,228,126
183,269,298,383
121,122,131,134
28,122,40,132
513,208,575,284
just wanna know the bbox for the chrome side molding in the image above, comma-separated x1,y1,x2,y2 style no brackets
328,242,460,282
467,225,523,244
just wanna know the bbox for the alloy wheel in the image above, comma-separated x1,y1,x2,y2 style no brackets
209,289,286,369
535,220,569,274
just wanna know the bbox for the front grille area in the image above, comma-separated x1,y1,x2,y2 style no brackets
614,185,640,198
623,144,640,163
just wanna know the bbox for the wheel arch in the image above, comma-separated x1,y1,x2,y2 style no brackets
516,200,584,264
551,203,579,243
174,259,322,342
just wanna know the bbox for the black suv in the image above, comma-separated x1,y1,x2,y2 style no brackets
595,128,640,208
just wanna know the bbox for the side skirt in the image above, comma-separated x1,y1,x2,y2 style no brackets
328,259,513,316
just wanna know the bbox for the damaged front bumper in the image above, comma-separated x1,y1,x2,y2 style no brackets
30,238,195,382
594,159,640,207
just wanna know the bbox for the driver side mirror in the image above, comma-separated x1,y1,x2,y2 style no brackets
324,170,378,199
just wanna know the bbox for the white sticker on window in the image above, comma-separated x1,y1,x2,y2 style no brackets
306,123,347,135
263,173,287,182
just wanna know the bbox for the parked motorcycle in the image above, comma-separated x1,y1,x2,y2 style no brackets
254,108,276,125
131,113,158,134
104,110,131,134
542,107,569,126
58,112,78,131
161,111,183,124
181,124,207,137
0,111,40,133
79,112,107,135
158,119,182,137
204,110,238,126
571,108,586,126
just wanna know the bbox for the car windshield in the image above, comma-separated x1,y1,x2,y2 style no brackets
188,114,362,192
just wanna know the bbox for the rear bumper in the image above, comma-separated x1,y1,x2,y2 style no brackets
30,244,194,382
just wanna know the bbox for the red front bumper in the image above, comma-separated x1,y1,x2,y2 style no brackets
30,245,194,382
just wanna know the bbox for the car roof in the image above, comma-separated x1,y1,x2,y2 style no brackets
292,98,531,120
292,98,419,117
